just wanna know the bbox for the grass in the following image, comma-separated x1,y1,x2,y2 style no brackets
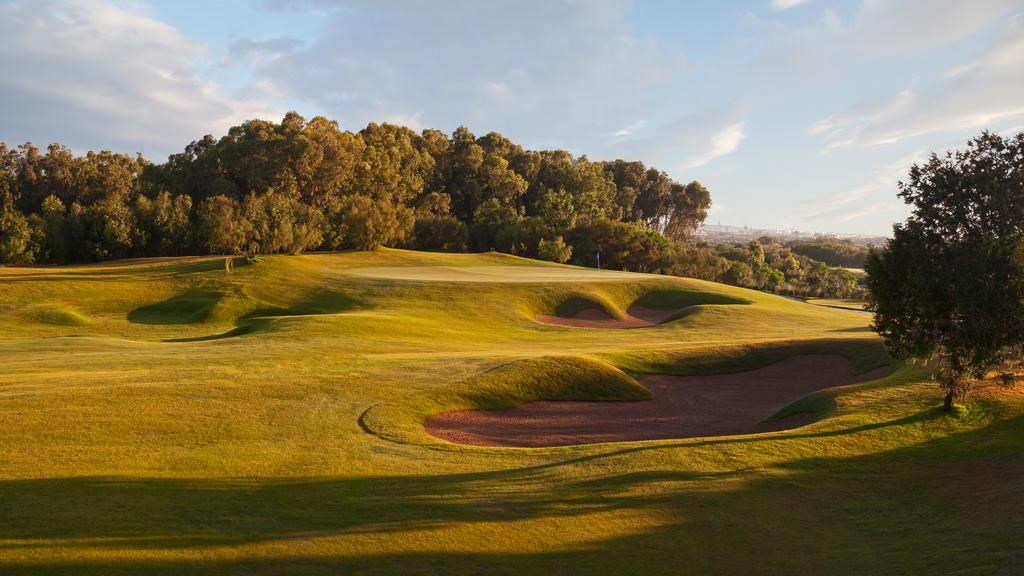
806,297,870,312
551,294,623,319
127,291,224,324
0,248,1021,575
17,304,93,326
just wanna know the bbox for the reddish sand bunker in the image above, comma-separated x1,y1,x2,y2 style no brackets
537,306,679,329
425,355,891,447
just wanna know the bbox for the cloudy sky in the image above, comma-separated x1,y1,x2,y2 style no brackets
1,0,1021,235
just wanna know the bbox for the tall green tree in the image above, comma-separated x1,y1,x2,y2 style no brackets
866,131,1024,409
197,195,247,255
0,193,33,264
336,195,414,251
662,181,711,241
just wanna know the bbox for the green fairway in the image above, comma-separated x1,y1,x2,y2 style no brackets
0,249,1021,575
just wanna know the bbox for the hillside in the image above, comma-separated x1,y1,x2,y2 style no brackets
0,249,1022,574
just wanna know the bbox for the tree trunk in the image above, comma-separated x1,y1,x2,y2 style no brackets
943,390,956,411
942,383,969,411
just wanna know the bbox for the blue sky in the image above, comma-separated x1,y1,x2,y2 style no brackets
1,1,1022,235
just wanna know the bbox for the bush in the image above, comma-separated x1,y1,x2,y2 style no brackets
723,261,754,287
537,236,573,263
334,195,414,251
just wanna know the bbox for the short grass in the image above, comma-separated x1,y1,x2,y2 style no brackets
0,249,1021,575
807,297,870,311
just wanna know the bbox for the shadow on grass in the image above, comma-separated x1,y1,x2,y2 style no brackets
162,291,360,343
2,409,1023,575
127,291,224,325
1,258,236,281
164,319,273,343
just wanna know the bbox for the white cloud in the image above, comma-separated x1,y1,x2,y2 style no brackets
750,0,1019,81
613,120,647,137
808,15,1024,150
679,122,746,169
845,0,1019,56
799,152,920,224
771,0,811,11
245,0,686,148
226,37,304,66
831,201,904,223
602,99,754,177
0,0,278,158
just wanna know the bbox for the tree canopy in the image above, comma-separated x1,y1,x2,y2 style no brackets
865,131,1024,409
787,237,870,269
0,113,711,264
0,111,867,301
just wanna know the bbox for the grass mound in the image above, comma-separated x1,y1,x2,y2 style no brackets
552,294,622,319
362,355,651,445
528,282,753,327
127,291,223,325
607,338,892,377
21,305,92,326
630,286,749,310
162,290,359,342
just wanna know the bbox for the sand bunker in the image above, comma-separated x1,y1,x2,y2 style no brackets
425,355,891,447
537,306,680,329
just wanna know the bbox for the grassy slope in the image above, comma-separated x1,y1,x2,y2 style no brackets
0,249,1021,575
806,297,870,312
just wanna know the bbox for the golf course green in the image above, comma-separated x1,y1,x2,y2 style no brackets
0,249,1021,574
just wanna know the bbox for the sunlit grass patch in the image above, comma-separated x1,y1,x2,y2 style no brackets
0,249,1020,575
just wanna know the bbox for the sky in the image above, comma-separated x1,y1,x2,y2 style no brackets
1,0,1022,236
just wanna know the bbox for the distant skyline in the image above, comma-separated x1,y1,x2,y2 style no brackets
1,0,1022,235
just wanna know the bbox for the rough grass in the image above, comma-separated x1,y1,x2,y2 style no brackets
0,248,1021,575
19,304,93,326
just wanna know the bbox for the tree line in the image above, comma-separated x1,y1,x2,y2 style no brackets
675,237,864,299
787,237,871,269
0,111,866,299
0,112,709,267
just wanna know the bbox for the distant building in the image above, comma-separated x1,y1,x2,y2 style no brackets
694,223,886,246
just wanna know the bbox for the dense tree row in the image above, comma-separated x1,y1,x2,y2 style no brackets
674,237,864,299
0,112,863,299
0,112,710,266
786,237,871,269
